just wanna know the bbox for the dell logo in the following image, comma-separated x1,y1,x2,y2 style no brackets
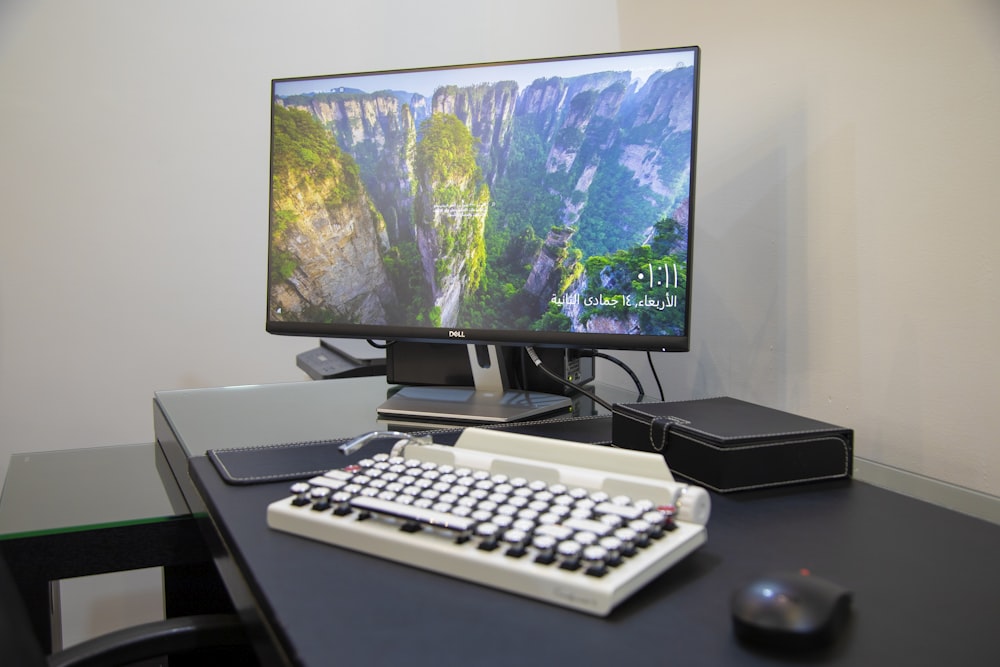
448,330,466,338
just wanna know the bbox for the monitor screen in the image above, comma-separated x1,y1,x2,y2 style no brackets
267,46,699,354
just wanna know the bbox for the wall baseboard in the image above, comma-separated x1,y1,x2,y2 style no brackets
854,457,1000,526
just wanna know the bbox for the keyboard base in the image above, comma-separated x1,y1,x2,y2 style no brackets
268,498,706,616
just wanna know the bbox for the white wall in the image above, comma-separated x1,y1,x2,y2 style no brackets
611,0,1000,497
1,0,998,500
0,0,621,490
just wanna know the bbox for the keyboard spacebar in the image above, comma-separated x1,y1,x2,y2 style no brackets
350,496,475,534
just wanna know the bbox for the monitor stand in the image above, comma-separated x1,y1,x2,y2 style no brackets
376,344,572,424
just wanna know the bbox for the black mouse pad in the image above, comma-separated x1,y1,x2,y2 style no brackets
207,414,613,485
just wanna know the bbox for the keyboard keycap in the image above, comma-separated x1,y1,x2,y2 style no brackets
350,495,474,534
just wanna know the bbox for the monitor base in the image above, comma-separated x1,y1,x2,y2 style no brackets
376,385,572,424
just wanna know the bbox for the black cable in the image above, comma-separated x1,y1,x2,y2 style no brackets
524,346,614,412
646,350,665,401
580,350,645,399
366,339,393,349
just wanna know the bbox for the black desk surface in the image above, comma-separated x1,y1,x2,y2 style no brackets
189,453,1000,667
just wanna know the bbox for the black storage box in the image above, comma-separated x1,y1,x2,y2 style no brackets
612,397,853,493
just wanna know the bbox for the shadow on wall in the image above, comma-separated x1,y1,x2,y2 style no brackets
643,102,808,408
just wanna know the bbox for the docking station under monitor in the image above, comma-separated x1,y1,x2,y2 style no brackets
386,342,594,395
378,343,575,423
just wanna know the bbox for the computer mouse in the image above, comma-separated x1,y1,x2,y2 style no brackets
731,570,852,650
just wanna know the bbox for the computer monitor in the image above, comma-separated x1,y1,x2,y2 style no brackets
267,46,700,422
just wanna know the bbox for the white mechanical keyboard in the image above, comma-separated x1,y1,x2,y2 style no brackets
266,427,710,616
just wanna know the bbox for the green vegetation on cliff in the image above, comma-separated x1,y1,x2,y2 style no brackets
269,105,365,286
414,113,488,295
271,105,362,209
459,223,545,330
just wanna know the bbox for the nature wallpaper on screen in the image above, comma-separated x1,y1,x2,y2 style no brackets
268,49,696,338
